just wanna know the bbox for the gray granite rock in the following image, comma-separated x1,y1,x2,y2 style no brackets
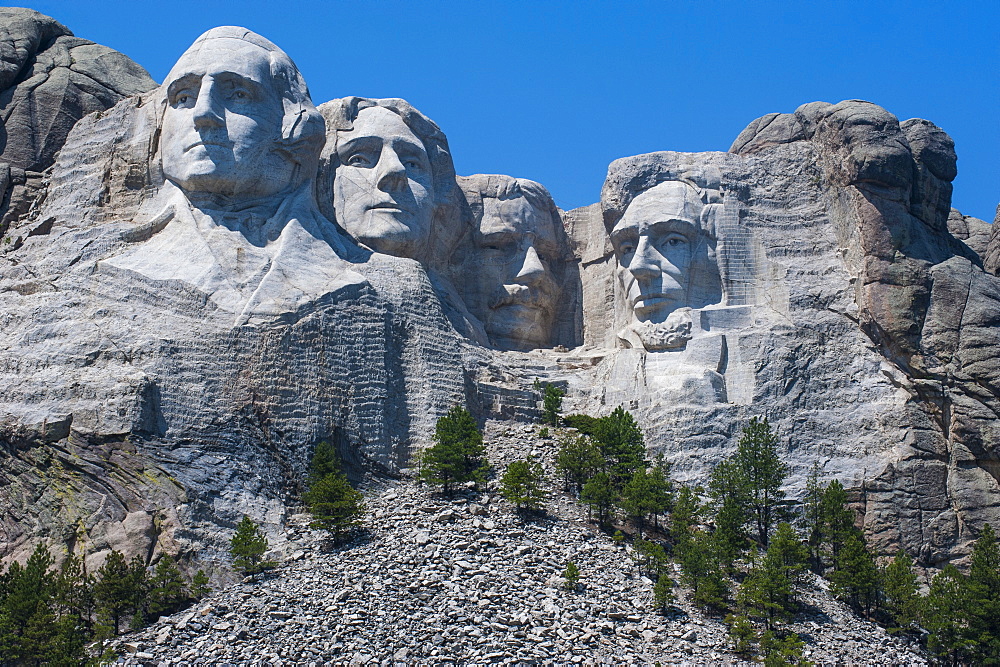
0,8,154,232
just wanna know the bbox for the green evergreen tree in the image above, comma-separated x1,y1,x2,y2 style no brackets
562,413,600,436
738,524,807,630
620,457,672,536
562,561,580,592
147,555,188,619
592,406,646,488
581,471,616,526
541,383,566,426
499,456,548,513
726,613,757,656
881,550,920,634
0,544,55,663
829,533,879,618
677,530,728,610
821,480,857,567
555,434,605,495
306,440,342,487
802,461,825,574
632,539,669,579
50,553,91,663
189,570,211,600
93,550,144,636
923,564,975,664
303,466,365,542
653,574,675,614
419,405,490,495
669,485,701,550
968,523,1000,663
733,417,787,548
229,516,271,577
759,629,808,667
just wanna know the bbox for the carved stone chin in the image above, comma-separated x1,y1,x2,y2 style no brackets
619,307,694,351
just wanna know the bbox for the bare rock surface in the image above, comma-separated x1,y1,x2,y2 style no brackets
111,422,927,665
0,8,154,230
0,11,995,586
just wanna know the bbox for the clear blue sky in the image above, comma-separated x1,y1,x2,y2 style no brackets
18,0,999,220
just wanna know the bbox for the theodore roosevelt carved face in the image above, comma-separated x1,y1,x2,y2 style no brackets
464,177,563,351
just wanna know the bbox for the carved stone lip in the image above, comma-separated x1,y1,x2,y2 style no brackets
631,293,679,309
185,140,232,152
366,201,407,212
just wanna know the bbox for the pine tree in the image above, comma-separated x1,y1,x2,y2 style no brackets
733,417,787,548
802,461,825,574
653,574,675,614
229,517,271,577
419,405,490,495
189,570,211,600
0,543,55,662
581,471,615,526
881,550,920,634
677,530,728,610
562,561,580,592
592,406,646,487
307,440,343,487
632,539,669,579
93,550,144,636
50,553,91,663
923,564,975,664
669,485,701,551
148,555,188,619
829,533,879,618
303,465,365,543
738,523,807,630
499,456,548,513
968,523,1000,662
821,480,857,567
541,383,566,426
555,434,604,495
620,457,672,536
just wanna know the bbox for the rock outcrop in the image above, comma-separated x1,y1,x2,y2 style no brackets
0,12,997,578
0,8,154,232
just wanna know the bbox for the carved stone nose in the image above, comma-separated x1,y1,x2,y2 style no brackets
376,147,407,190
514,244,546,285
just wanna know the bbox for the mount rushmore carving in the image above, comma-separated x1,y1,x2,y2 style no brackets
1,11,998,574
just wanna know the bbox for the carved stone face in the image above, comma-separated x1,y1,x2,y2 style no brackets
333,106,435,259
160,38,293,201
611,181,703,326
472,193,561,350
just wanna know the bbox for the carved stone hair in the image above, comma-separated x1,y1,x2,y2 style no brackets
458,174,560,229
600,153,724,238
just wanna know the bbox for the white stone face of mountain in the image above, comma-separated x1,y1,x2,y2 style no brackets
0,13,998,576
102,27,366,326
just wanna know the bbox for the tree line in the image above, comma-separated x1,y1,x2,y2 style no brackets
0,546,209,665
413,384,1000,666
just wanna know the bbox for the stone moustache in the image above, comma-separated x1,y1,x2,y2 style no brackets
454,174,573,352
0,12,997,576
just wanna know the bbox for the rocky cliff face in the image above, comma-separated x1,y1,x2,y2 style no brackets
0,8,155,232
0,13,996,575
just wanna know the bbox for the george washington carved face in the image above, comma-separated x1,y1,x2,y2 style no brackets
159,30,315,204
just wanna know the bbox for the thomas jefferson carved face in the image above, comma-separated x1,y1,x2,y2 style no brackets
160,37,293,201
473,191,561,350
333,106,435,258
611,181,703,326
